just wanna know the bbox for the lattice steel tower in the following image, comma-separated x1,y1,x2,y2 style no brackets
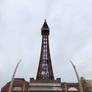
36,20,54,81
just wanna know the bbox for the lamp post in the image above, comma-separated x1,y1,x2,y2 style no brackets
8,59,22,92
70,60,83,92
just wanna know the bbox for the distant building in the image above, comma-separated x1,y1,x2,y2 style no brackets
85,80,92,92
86,80,92,86
1,20,84,92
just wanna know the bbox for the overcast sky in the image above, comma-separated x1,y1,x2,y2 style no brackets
0,0,92,89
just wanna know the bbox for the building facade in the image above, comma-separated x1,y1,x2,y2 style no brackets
1,21,84,92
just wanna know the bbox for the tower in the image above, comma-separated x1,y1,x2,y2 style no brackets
36,20,54,81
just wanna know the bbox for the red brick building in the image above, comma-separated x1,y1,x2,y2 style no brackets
1,20,84,92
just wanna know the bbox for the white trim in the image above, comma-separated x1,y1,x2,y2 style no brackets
29,83,61,87
28,87,62,91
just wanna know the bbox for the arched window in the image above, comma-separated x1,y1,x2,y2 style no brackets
13,87,22,91
68,87,78,91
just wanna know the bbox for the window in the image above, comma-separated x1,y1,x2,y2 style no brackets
68,87,78,91
13,87,22,91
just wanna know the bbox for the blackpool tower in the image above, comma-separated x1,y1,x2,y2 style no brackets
36,20,54,81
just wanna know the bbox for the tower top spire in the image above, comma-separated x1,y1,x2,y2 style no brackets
45,19,46,22
42,19,48,27
41,20,50,35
